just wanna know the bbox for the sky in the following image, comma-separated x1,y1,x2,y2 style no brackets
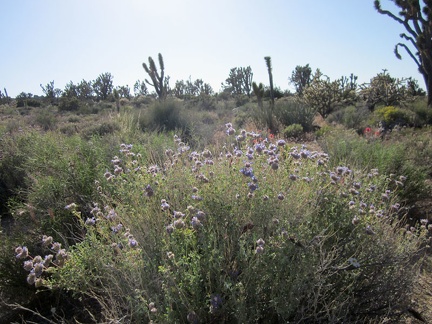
0,0,425,97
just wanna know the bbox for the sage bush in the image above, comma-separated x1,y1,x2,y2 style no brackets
16,123,426,323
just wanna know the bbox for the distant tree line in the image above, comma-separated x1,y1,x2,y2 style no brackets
1,52,426,116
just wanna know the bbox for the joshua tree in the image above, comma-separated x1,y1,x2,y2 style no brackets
142,53,168,100
290,64,312,96
374,0,432,106
40,80,62,104
240,66,253,97
263,56,277,133
264,56,275,107
252,81,264,108
93,73,114,101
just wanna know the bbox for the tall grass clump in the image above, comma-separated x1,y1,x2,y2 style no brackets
141,99,188,132
14,124,426,323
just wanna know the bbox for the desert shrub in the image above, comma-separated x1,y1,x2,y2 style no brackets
142,99,188,132
119,97,129,107
132,95,153,108
3,118,22,134
59,97,80,112
0,131,113,321
327,105,370,130
59,123,79,136
16,93,41,108
319,128,427,204
315,124,333,138
34,109,57,131
76,102,101,115
274,97,316,132
374,105,415,129
283,123,303,138
248,102,278,134
67,115,81,123
19,125,425,323
81,120,120,139
408,99,432,126
184,94,217,111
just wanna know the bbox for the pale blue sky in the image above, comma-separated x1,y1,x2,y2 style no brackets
0,0,424,97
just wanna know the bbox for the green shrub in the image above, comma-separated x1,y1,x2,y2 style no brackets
318,128,428,203
59,97,80,112
409,99,432,126
34,109,57,131
0,131,113,321
274,97,316,132
283,123,303,138
142,99,187,132
24,127,425,323
315,124,333,138
327,105,370,130
374,105,415,128
81,121,120,139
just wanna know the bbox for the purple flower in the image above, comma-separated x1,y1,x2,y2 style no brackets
27,272,36,285
111,224,123,233
42,235,53,247
173,211,185,218
23,260,33,271
173,219,185,229
144,184,154,197
248,182,258,192
161,199,170,211
105,209,117,220
196,210,206,221
277,139,286,146
51,242,62,252
191,216,202,229
43,254,54,267
128,238,138,248
210,294,223,313
226,127,236,135
85,217,96,226
289,174,298,181
240,168,254,177
15,246,28,259
34,263,44,277
166,224,174,235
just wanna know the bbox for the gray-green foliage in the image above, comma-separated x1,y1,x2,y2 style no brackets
142,99,187,132
283,123,303,138
359,70,415,110
275,97,316,132
41,129,425,323
327,105,370,130
303,70,358,117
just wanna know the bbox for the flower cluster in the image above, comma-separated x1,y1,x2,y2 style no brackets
16,235,68,287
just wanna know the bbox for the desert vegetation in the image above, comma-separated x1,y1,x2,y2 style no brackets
1,46,432,323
